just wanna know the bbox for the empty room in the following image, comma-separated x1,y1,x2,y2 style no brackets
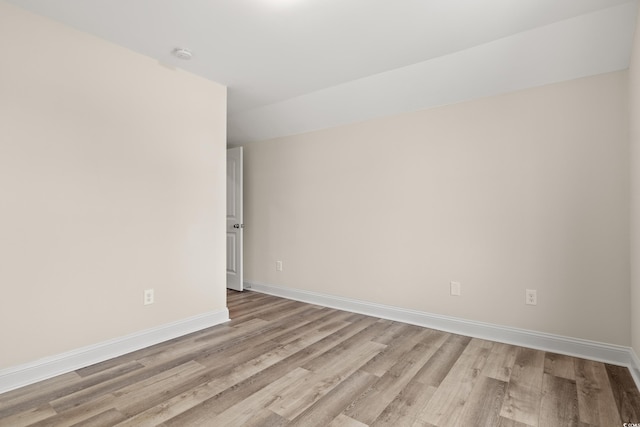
1,0,640,426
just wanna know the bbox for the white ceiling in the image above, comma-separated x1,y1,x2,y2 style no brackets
7,0,639,144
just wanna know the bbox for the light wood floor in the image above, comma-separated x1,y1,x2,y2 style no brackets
1,290,639,427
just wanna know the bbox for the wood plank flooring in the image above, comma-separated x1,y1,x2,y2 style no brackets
1,290,639,426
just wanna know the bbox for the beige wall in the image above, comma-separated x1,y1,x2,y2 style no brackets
631,7,640,356
243,71,630,345
0,2,227,369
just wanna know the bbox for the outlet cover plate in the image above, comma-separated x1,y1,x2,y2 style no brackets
144,289,154,305
526,289,537,305
450,281,461,296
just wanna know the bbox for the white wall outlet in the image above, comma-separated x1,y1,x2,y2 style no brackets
526,289,537,305
276,260,283,271
450,281,461,296
144,289,154,305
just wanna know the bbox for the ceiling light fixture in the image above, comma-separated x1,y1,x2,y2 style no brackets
171,48,193,60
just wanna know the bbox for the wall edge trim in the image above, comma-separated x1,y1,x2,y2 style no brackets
246,281,637,371
629,348,640,391
0,308,230,394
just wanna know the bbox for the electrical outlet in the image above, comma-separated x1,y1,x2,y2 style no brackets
276,260,283,271
450,281,461,296
525,289,537,305
144,289,154,305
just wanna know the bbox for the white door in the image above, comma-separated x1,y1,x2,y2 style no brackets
227,147,243,291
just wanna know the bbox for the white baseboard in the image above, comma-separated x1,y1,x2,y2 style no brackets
246,280,640,389
0,309,229,394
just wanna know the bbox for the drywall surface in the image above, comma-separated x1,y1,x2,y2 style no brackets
630,6,640,356
243,71,630,345
0,1,227,369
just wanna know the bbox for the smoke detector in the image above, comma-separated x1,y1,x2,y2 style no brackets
171,48,193,60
